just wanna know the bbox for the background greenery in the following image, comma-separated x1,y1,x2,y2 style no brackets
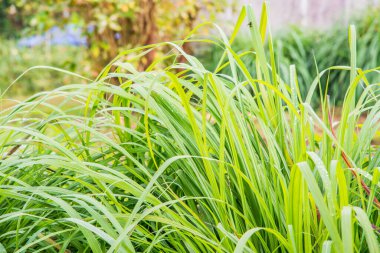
0,0,229,97
0,38,88,97
3,0,226,67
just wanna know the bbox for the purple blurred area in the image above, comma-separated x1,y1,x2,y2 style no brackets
18,24,87,47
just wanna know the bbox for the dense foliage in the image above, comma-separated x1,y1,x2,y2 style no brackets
5,0,227,68
0,4,379,252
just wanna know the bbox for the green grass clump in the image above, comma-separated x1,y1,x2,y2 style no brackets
0,4,379,252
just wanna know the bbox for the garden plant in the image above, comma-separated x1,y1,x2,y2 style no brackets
0,3,379,253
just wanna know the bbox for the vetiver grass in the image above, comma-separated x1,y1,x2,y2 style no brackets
0,3,379,252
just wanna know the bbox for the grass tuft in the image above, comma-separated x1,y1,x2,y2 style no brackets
0,3,379,253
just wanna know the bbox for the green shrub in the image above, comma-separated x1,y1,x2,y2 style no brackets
0,4,379,252
7,0,226,70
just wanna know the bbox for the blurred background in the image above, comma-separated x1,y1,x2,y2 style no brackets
0,0,379,104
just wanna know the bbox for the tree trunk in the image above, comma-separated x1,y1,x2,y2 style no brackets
138,0,157,70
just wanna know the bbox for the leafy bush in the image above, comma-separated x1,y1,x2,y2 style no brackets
0,4,379,252
7,0,227,69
